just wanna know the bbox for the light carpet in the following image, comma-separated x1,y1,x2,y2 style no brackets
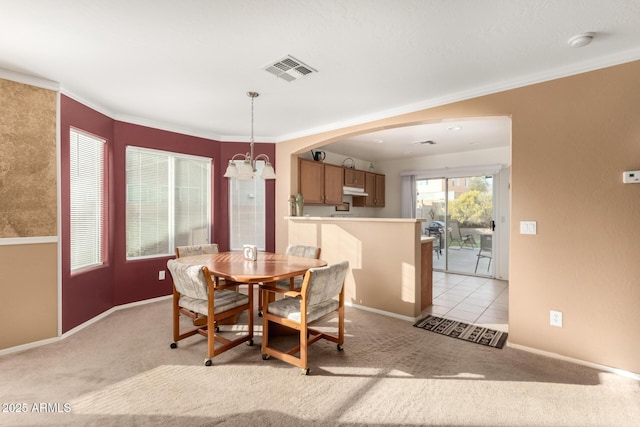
0,297,639,426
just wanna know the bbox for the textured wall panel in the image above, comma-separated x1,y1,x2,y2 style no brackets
0,78,57,237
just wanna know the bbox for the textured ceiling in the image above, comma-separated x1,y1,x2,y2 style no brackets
1,1,639,160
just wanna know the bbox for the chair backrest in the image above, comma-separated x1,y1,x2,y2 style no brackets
175,243,219,258
167,259,209,300
286,244,321,259
480,234,493,252
303,260,349,307
449,220,462,239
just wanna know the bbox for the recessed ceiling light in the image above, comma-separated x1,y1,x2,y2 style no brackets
373,139,384,144
568,32,595,48
447,125,463,131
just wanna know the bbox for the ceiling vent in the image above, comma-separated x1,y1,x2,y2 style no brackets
263,55,317,82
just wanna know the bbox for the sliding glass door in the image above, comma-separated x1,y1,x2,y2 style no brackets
417,175,495,276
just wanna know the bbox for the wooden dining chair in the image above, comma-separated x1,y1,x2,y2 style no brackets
166,259,254,366
175,243,220,258
258,245,321,316
175,243,241,327
260,260,349,375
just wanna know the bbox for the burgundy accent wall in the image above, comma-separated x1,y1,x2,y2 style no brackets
60,96,116,332
60,96,276,331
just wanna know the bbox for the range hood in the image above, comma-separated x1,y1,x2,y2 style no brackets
343,186,368,197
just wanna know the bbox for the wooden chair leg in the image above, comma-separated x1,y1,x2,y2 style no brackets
300,322,309,374
248,285,254,346
261,289,270,353
172,289,180,343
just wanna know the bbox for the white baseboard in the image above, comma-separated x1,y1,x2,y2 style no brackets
0,337,60,356
0,295,171,357
507,342,640,381
345,301,418,323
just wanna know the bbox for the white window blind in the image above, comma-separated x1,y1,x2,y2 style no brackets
229,161,266,250
175,157,210,248
126,146,210,259
70,128,105,271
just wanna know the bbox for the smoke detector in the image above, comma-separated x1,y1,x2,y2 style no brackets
568,32,595,48
263,55,317,82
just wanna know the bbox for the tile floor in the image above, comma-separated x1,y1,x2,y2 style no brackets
423,271,509,332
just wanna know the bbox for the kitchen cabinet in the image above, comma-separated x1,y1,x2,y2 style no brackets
344,168,365,188
353,172,385,207
299,158,344,205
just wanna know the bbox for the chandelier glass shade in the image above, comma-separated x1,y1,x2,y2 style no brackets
223,91,276,180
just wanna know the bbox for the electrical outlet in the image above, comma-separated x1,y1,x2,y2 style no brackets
158,270,166,280
550,310,563,327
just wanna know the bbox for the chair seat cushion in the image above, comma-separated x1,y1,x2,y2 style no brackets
179,290,248,316
267,297,338,323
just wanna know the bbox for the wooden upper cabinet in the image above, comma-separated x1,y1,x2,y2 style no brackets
299,158,344,205
353,172,385,207
344,168,365,188
324,164,344,204
374,173,385,207
298,158,324,204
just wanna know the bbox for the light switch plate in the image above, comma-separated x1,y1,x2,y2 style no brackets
520,221,537,235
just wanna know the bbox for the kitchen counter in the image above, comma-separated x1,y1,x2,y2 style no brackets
285,216,427,223
287,216,433,320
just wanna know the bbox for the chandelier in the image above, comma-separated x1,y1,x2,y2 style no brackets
223,91,276,180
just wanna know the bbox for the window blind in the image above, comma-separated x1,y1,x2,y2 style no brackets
70,128,105,271
229,161,266,250
126,146,210,259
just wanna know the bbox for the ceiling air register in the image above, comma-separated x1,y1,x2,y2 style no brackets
263,55,317,82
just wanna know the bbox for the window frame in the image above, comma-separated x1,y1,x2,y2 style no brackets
125,146,212,260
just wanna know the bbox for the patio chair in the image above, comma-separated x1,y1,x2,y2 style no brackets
448,220,476,249
474,234,493,273
260,260,349,375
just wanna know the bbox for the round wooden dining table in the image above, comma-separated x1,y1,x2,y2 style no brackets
174,251,327,284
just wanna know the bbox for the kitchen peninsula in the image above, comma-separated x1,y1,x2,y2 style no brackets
287,216,434,320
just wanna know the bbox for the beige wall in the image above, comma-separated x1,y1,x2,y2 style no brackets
0,78,59,350
276,60,640,374
288,218,424,318
0,242,58,348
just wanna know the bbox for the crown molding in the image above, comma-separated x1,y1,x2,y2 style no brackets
275,48,640,143
21,46,640,144
0,68,59,91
